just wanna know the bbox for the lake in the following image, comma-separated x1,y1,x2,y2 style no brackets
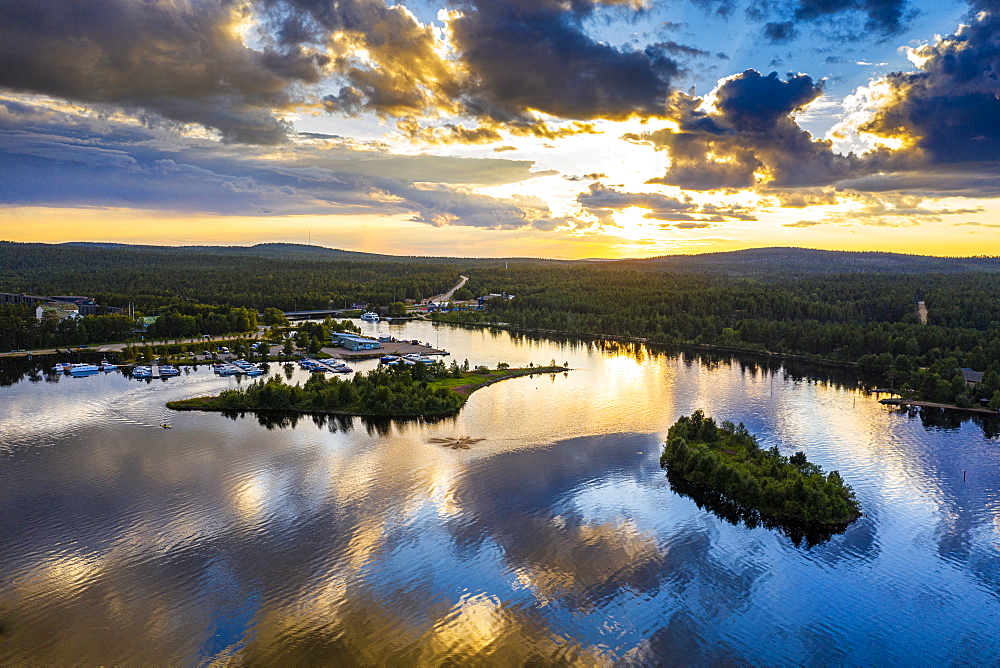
1,320,999,664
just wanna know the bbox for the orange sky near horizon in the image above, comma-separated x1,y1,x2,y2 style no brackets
2,205,997,259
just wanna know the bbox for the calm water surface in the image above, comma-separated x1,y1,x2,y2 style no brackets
1,321,999,665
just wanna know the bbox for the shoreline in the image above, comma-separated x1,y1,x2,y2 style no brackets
167,365,569,419
432,318,860,369
433,320,1000,419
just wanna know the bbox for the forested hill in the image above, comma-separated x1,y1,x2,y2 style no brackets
625,248,1000,275
57,242,561,266
0,242,478,311
51,243,1000,275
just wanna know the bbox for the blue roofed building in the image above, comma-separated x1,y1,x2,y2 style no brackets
333,333,381,350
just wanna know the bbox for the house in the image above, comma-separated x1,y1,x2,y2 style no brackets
350,302,369,310
36,302,81,321
961,368,984,387
332,333,381,350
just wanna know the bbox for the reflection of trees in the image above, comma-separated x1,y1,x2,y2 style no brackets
665,469,848,548
885,405,1000,440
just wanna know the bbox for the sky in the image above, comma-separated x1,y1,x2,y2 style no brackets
0,0,998,258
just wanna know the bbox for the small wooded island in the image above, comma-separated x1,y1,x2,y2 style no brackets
662,411,861,528
167,361,568,418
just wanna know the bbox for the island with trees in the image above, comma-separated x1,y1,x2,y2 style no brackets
167,360,569,418
661,411,861,540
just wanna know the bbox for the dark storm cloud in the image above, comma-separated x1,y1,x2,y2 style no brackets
858,12,1000,165
447,0,678,122
629,70,868,190
0,0,330,144
0,98,564,229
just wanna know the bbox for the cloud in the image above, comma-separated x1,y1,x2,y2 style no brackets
652,41,713,58
0,0,329,144
764,21,798,43
577,182,757,222
856,12,1000,165
262,0,678,133
447,0,678,123
0,97,567,229
629,69,870,190
783,194,984,226
792,0,911,35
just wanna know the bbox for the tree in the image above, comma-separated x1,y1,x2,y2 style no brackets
262,307,290,326
388,302,407,317
283,338,294,357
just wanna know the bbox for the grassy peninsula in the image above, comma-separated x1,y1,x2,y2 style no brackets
662,411,860,528
167,362,568,418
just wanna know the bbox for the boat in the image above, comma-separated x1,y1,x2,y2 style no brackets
69,363,101,376
380,355,401,364
360,312,380,322
159,365,180,377
100,359,117,371
132,366,152,378
52,362,74,372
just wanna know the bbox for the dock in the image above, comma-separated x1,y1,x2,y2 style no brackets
880,397,998,416
150,364,161,379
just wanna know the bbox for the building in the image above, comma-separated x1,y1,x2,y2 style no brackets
1,292,49,307
332,333,381,350
2,292,121,315
36,302,81,321
962,368,984,387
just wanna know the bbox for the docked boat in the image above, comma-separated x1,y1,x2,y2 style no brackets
52,362,74,372
132,366,152,378
69,363,101,376
159,365,180,377
100,359,117,371
360,312,379,322
380,355,400,364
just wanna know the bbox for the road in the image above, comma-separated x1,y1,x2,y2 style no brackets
429,275,468,304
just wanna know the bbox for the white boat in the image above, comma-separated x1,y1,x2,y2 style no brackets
159,365,181,377
132,366,152,378
52,362,73,371
100,359,117,371
69,363,101,375
360,312,380,322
